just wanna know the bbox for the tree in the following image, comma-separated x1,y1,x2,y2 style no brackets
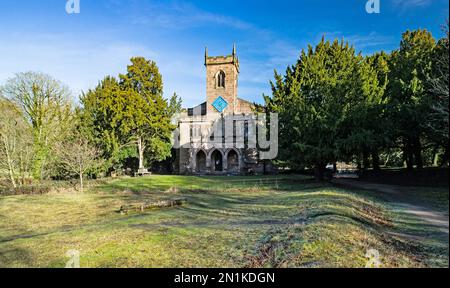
80,76,133,172
386,29,436,170
80,58,180,173
336,52,388,172
119,57,178,171
54,130,103,192
427,21,449,165
266,38,366,180
0,97,33,187
168,92,183,118
2,72,73,179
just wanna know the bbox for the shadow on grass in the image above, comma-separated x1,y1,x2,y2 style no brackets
0,247,35,268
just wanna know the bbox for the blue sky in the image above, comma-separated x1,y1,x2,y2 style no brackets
0,0,448,107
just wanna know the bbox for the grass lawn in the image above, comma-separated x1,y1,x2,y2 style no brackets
0,175,448,268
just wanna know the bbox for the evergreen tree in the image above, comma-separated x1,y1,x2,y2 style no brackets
81,58,180,173
266,38,365,179
80,76,132,172
386,29,436,170
336,53,388,172
119,57,177,171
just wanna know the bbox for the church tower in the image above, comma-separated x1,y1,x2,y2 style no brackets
205,45,240,115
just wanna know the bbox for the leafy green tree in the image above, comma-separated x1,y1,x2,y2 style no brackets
81,58,180,173
386,29,436,170
119,57,178,171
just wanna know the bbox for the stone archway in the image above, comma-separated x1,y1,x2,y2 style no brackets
196,150,207,173
227,149,240,174
211,150,223,172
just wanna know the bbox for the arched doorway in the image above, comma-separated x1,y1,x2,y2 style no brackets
196,150,207,173
227,150,240,174
211,150,223,172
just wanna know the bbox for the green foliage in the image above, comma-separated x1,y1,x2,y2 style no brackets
336,53,387,167
267,26,449,176
386,29,437,169
80,76,131,172
81,57,180,173
266,38,384,178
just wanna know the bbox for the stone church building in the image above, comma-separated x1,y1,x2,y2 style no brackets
174,46,274,175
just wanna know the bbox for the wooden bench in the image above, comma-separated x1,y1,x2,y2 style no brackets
134,168,152,177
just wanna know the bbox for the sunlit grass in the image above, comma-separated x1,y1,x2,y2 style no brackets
0,175,447,267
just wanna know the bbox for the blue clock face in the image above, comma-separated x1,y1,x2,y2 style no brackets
212,96,228,113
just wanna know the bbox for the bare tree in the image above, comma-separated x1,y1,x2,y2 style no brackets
0,97,33,188
2,72,73,180
54,132,103,192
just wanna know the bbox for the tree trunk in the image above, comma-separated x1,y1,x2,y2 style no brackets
372,149,380,172
363,150,370,171
19,153,25,187
431,147,438,167
7,156,17,188
404,139,414,171
413,138,423,170
441,146,449,167
137,136,145,170
2,137,17,188
314,163,326,181
79,171,84,192
32,141,45,180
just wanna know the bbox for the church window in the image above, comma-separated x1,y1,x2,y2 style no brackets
217,70,225,88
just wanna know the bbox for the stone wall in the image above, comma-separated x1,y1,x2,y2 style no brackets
237,98,254,114
205,55,239,114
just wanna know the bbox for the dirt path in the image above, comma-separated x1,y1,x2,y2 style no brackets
332,179,449,238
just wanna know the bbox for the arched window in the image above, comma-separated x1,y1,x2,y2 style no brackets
217,71,225,88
